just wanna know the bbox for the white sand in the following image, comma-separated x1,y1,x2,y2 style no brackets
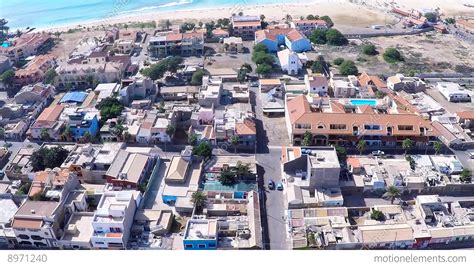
39,0,471,33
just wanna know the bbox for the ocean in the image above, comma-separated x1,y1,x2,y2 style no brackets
0,0,310,30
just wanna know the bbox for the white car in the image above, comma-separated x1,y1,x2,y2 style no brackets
468,150,474,159
372,150,385,156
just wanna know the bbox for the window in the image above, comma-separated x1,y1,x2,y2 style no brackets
185,244,193,249
364,124,381,130
398,125,414,131
295,124,311,129
198,244,206,249
31,235,43,241
95,242,105,245
330,124,347,130
208,243,216,248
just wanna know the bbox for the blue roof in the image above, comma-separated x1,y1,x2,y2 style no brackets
60,91,88,103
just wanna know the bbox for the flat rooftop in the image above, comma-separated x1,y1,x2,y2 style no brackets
184,219,218,240
0,199,18,224
61,213,94,243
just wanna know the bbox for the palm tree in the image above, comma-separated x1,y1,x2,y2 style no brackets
356,140,367,155
230,135,239,153
191,191,207,209
123,23,129,31
0,19,9,41
285,14,293,23
0,128,5,141
433,141,442,155
383,186,401,204
402,138,414,155
218,168,236,185
235,161,252,177
61,126,72,141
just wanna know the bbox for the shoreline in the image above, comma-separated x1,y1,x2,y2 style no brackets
29,0,471,33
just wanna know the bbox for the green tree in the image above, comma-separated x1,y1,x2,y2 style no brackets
460,169,472,183
311,60,325,73
141,56,184,80
238,64,252,82
31,146,69,171
375,90,386,99
252,52,274,65
0,18,9,41
333,57,344,65
302,131,312,146
192,141,213,159
424,13,438,23
339,60,358,75
161,19,172,30
0,128,4,141
356,140,367,155
309,29,327,44
370,210,385,221
0,69,15,92
43,69,57,85
218,168,236,185
361,44,377,55
191,191,207,209
191,69,207,85
402,138,413,155
383,186,401,204
40,128,50,141
334,145,347,161
230,135,240,153
383,48,403,63
81,131,92,143
325,29,347,45
61,126,73,141
235,161,252,177
97,97,124,123
320,15,334,28
188,133,199,146
166,124,175,142
433,141,442,155
253,43,268,53
255,63,272,76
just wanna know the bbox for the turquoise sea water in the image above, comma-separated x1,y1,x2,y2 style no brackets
0,0,309,30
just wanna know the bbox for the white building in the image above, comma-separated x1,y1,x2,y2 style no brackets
199,76,222,107
90,191,138,249
305,74,329,96
437,82,471,102
277,49,302,75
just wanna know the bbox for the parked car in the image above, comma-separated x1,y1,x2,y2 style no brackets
268,180,275,190
468,150,474,159
277,182,284,191
372,150,385,157
249,82,259,87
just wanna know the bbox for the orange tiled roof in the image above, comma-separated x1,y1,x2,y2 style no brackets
36,105,64,122
457,111,474,120
236,118,256,135
287,95,438,137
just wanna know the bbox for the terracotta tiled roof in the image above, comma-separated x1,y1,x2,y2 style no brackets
233,21,261,28
36,105,64,122
255,28,305,42
358,72,387,89
457,19,474,29
236,118,256,135
287,95,438,137
12,218,43,229
457,111,474,120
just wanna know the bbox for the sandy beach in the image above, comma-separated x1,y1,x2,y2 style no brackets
37,0,471,33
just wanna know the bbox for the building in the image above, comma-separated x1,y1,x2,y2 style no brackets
148,31,204,58
231,16,262,40
282,147,342,208
14,55,56,86
456,111,474,129
56,52,129,89
259,79,282,93
64,111,99,141
94,83,121,104
183,219,218,250
14,83,55,106
4,147,36,180
0,33,51,63
28,105,64,140
214,103,256,148
3,120,28,141
61,143,125,184
199,76,222,107
456,19,474,34
305,74,329,96
330,76,359,98
223,37,243,53
255,28,311,53
290,19,329,35
277,49,302,75
387,74,427,93
285,95,439,147
211,28,229,41
119,77,158,105
60,212,94,249
28,169,79,202
0,198,18,248
105,150,154,189
437,82,471,103
90,191,138,249
162,149,202,213
12,201,62,248
0,55,11,74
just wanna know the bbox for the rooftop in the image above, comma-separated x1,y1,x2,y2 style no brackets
61,212,94,243
184,219,218,240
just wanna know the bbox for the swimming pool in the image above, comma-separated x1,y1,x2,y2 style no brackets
350,99,377,106
1,42,10,48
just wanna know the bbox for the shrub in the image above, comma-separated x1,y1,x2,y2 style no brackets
339,60,358,75
383,48,403,63
333,58,344,65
